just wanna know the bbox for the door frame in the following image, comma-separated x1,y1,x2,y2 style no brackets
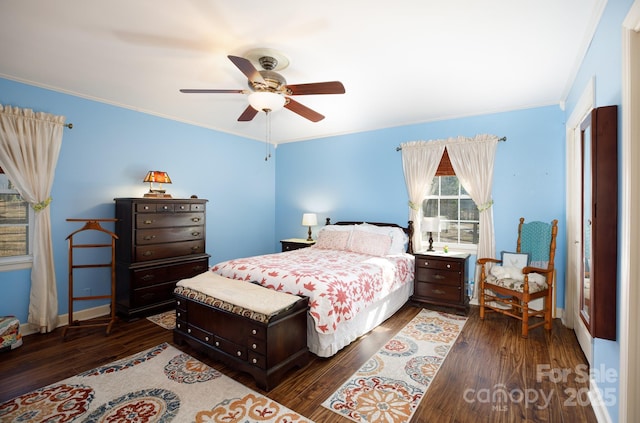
619,3,640,422
565,78,594,364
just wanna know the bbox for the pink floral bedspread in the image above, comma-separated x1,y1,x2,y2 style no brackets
210,247,414,334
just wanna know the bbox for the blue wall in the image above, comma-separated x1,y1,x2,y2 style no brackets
276,105,567,299
563,1,635,421
0,78,276,321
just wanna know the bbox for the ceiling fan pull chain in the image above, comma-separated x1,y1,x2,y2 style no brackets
265,110,272,161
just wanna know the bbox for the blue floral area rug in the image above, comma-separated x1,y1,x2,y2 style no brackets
322,309,467,423
0,343,313,422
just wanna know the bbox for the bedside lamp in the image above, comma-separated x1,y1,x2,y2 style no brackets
302,213,318,241
422,216,441,252
143,171,172,198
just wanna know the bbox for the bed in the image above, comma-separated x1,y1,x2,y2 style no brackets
177,220,415,358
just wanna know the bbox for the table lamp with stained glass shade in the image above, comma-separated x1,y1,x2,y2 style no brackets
143,171,172,198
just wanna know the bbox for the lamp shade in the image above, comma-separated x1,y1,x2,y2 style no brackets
301,213,318,227
143,171,171,184
422,217,441,232
248,91,286,112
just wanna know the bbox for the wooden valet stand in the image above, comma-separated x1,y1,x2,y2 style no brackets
62,218,118,337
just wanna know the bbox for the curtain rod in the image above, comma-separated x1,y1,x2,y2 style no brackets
395,136,506,151
64,123,73,129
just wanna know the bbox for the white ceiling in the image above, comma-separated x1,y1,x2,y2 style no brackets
0,0,604,144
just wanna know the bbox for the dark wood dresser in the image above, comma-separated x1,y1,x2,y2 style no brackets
114,198,210,319
411,251,469,314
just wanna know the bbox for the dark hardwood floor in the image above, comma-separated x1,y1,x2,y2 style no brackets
0,305,597,423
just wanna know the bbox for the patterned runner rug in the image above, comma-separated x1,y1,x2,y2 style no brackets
147,310,176,330
322,308,467,423
0,343,313,422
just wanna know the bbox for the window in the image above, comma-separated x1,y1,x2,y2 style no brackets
0,168,34,270
421,150,479,250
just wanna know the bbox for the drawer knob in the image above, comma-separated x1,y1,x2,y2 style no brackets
434,274,445,280
177,323,181,328
192,217,201,222
205,336,209,342
143,235,156,241
143,220,153,225
252,343,257,349
446,264,451,269
215,341,220,347
162,205,169,210
237,351,242,357
177,312,181,317
191,231,200,237
179,205,186,210
187,328,191,333
143,206,150,210
143,251,153,257
252,358,257,364
252,329,257,335
434,289,445,295
191,246,200,251
424,261,429,266
177,300,181,306
141,274,154,281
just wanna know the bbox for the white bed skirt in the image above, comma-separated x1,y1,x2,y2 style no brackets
308,282,414,357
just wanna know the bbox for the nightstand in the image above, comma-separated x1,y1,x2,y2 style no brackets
411,251,470,314
280,238,316,252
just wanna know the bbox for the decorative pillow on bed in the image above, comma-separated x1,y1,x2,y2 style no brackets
357,222,408,254
348,230,392,256
315,229,351,250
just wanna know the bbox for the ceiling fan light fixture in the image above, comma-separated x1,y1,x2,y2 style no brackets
248,91,286,113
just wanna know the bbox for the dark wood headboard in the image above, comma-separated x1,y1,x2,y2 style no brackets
324,218,414,254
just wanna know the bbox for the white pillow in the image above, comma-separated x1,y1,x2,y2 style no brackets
348,230,392,256
357,223,408,254
315,230,350,250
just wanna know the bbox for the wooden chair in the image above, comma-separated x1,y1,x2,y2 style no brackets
478,218,558,338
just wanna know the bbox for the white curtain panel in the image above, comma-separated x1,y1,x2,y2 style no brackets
0,104,65,332
400,140,446,249
446,134,499,298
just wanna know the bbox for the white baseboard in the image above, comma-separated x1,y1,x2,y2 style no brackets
20,304,112,336
589,377,613,423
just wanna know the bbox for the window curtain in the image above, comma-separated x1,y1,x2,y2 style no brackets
0,104,65,333
446,134,499,298
400,140,446,248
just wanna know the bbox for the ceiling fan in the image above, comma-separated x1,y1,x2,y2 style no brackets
180,49,345,122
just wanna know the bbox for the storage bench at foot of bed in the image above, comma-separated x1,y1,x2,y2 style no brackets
173,288,309,391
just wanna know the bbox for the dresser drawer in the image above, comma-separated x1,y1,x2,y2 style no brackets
167,258,209,279
136,212,204,229
248,351,266,369
132,266,169,288
415,282,462,302
135,240,205,262
214,336,247,361
131,281,176,307
136,226,204,245
185,324,213,344
415,257,462,272
416,267,461,286
247,336,267,355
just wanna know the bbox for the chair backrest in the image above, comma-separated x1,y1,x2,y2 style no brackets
516,218,558,270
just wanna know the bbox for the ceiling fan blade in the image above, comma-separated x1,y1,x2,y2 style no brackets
238,105,259,122
284,98,325,122
228,55,266,85
180,89,246,94
285,81,345,96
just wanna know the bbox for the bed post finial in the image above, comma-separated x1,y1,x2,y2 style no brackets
325,217,331,225
407,220,414,254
